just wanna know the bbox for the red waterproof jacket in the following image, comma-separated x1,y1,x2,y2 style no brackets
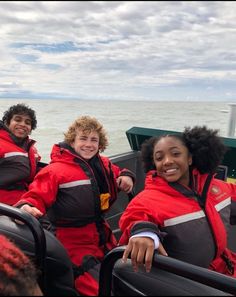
17,142,135,295
119,168,236,277
0,122,40,205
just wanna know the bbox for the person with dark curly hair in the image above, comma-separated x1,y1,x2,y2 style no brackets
119,125,236,278
0,234,42,296
15,115,135,296
0,103,41,205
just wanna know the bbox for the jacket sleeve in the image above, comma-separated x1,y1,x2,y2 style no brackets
109,161,136,183
14,166,59,214
118,192,164,245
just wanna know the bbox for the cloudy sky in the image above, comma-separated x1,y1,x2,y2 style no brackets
0,1,236,101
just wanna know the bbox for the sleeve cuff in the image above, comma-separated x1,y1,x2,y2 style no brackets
131,221,167,242
131,231,160,249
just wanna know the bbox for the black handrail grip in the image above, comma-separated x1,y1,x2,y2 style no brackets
152,253,236,295
0,202,46,291
99,247,124,296
127,190,135,202
98,246,236,296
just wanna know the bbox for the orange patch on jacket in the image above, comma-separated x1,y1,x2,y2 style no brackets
100,193,110,210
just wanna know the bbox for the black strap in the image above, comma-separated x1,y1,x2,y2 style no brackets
89,155,109,194
74,157,106,247
198,174,213,208
54,217,97,228
72,255,100,278
169,173,213,209
221,253,234,275
128,190,135,202
0,183,27,191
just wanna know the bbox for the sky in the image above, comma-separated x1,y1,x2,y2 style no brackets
0,1,236,101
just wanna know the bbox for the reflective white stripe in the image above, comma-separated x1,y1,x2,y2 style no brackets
164,197,231,227
59,180,91,189
164,210,205,227
4,152,28,158
215,197,231,212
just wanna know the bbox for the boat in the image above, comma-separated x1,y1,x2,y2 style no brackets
1,124,236,296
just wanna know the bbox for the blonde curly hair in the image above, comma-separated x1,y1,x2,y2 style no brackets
64,115,108,152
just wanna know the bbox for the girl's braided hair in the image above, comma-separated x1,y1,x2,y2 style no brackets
0,234,40,296
141,125,227,174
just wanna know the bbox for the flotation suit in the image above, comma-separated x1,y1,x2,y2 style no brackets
0,121,40,205
119,168,236,277
16,142,135,295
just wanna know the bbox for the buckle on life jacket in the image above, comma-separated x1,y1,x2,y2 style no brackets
221,253,234,275
72,255,100,279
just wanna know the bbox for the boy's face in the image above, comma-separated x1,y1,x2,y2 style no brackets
7,114,32,139
71,129,100,160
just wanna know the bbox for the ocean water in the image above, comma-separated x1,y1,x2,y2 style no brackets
0,99,234,163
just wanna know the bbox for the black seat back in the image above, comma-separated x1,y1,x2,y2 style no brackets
112,261,231,296
99,246,236,296
0,203,78,296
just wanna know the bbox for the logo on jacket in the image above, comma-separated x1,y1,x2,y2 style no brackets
211,185,220,195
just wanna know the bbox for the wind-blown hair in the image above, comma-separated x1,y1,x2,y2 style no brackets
2,103,37,130
64,115,108,152
141,126,227,174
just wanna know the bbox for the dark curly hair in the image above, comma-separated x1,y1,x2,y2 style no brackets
2,103,37,130
141,136,161,173
183,126,227,174
141,126,227,174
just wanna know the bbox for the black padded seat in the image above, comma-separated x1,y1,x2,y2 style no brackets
0,211,78,296
112,259,231,296
99,247,236,296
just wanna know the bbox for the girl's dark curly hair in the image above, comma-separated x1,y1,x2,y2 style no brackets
141,126,227,174
2,103,37,130
141,136,160,173
183,125,227,174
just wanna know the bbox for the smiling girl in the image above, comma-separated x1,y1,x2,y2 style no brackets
119,125,236,278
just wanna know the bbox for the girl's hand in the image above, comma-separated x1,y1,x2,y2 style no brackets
122,236,168,272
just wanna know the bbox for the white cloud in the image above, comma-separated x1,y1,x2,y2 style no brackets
0,0,236,101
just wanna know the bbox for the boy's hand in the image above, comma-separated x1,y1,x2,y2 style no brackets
117,176,133,193
20,204,43,218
